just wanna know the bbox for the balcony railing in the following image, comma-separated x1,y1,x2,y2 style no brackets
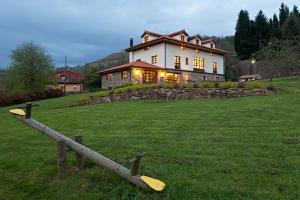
193,68,205,73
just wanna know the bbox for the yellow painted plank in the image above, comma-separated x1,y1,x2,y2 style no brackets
141,176,165,192
9,109,26,116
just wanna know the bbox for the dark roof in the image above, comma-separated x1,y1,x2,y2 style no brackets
141,30,163,38
125,36,229,55
98,61,164,74
202,39,216,44
168,29,189,37
188,34,202,41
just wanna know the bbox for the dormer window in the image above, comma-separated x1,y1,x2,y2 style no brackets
181,35,185,41
196,39,200,45
144,36,149,43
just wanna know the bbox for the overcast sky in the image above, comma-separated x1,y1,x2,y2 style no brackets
0,0,297,68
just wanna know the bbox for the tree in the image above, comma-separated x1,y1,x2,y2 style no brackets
291,5,300,16
234,10,254,59
7,42,54,92
271,14,282,39
254,10,271,49
285,18,299,39
82,65,101,90
279,3,290,27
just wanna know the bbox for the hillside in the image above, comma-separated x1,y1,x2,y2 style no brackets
0,77,300,199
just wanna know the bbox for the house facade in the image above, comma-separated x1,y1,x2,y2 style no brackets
55,70,85,92
99,30,229,88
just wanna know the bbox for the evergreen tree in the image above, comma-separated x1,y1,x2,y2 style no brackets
291,5,300,16
234,10,253,59
271,14,282,39
254,10,270,50
285,19,299,39
279,2,290,27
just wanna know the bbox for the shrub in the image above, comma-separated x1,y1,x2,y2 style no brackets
252,82,262,89
193,83,200,88
109,91,114,95
202,82,214,88
238,82,245,88
214,82,220,88
267,84,275,91
79,96,89,102
221,82,234,89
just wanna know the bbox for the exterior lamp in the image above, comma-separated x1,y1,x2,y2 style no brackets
251,58,257,76
251,59,256,64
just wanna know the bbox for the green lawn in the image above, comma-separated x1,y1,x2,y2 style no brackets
0,77,300,199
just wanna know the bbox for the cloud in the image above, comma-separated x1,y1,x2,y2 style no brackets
0,0,298,68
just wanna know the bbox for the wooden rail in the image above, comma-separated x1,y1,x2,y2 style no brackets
12,103,148,190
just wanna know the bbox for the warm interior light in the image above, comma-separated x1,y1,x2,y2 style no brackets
134,69,140,76
195,49,199,53
160,71,165,77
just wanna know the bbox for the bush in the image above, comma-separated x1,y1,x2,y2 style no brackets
202,82,214,88
193,83,200,88
214,82,220,88
267,84,275,91
221,82,234,88
79,96,89,102
0,88,63,107
238,82,245,88
252,82,262,89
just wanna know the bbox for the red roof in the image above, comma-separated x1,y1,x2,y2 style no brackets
98,61,165,74
141,30,163,38
202,39,216,44
168,29,189,37
188,34,202,41
55,69,84,84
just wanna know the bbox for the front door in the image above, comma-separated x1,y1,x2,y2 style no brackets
142,70,157,84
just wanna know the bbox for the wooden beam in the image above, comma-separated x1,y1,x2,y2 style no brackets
13,115,148,190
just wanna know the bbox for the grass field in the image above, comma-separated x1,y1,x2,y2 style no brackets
0,77,300,199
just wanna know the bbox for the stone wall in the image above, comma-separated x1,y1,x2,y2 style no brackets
77,88,274,106
101,70,131,88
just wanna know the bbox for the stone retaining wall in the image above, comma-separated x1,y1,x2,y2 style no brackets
76,88,274,106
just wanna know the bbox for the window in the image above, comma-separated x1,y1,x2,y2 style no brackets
174,56,180,69
193,57,204,72
73,85,77,91
106,74,113,81
193,57,200,70
213,62,217,73
186,74,191,82
144,36,149,43
210,53,214,56
196,39,200,45
210,43,214,48
216,77,220,81
151,55,157,64
144,47,150,51
121,70,127,78
185,58,189,65
202,76,206,81
181,35,185,41
200,58,205,71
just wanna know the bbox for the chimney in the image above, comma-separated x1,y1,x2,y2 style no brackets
130,38,133,47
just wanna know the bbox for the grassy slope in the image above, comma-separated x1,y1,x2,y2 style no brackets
0,77,300,199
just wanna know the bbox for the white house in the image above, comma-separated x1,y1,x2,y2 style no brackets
99,29,229,88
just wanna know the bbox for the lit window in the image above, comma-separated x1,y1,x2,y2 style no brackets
196,39,200,45
185,58,189,65
181,35,185,41
174,56,180,69
121,70,127,78
210,53,214,56
151,55,157,64
144,36,149,43
200,58,205,71
193,57,200,70
73,85,77,91
213,62,217,73
186,74,191,80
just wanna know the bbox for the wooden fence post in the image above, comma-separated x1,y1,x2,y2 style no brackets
57,139,67,179
74,135,84,170
25,102,32,119
130,152,144,176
